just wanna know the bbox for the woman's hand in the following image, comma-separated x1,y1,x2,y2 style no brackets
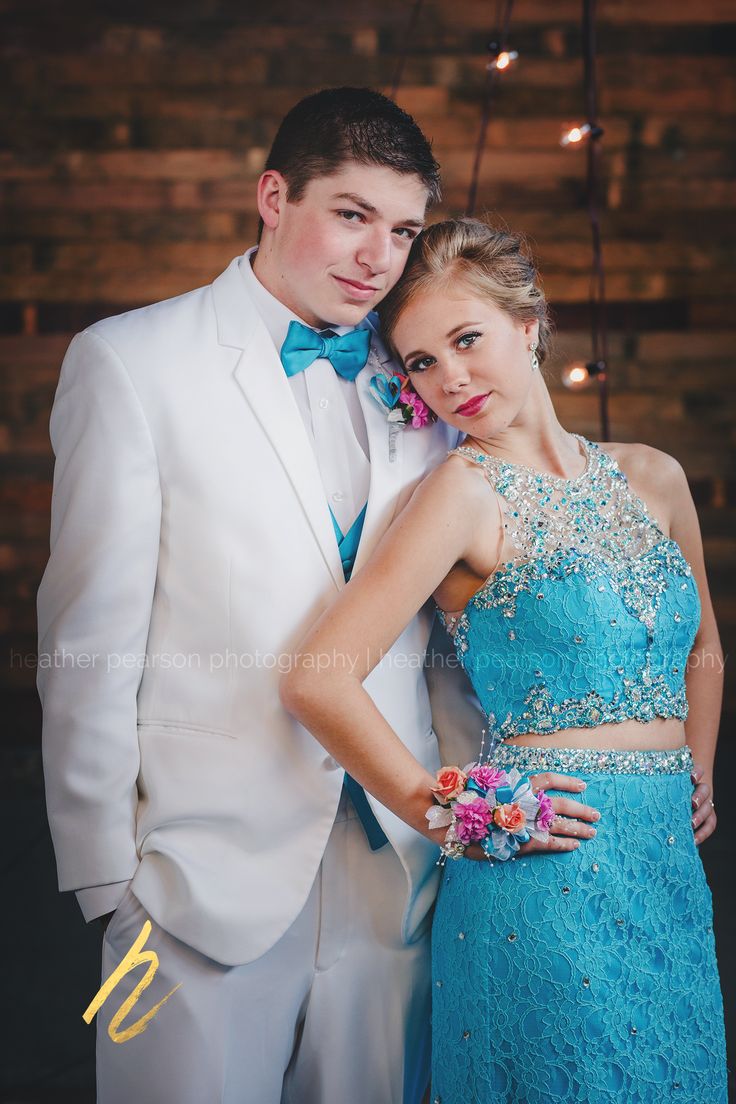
691,763,716,845
457,772,600,862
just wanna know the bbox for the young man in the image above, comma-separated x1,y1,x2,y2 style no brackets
37,88,602,1103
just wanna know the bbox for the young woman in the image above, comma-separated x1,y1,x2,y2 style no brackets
280,218,727,1103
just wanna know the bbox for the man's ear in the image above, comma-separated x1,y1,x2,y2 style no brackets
256,170,287,231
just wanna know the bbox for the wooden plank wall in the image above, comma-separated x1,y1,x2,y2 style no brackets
1,0,735,714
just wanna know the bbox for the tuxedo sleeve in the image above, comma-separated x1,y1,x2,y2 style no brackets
76,880,132,923
37,329,161,908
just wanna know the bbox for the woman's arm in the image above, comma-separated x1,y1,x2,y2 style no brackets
282,460,481,839
665,454,722,844
281,459,599,854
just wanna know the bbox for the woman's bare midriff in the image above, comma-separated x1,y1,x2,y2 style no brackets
504,715,686,752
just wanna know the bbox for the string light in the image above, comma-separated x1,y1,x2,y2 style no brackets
560,122,604,147
561,360,606,390
488,48,518,71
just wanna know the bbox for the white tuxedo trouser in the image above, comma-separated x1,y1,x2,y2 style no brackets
96,789,432,1104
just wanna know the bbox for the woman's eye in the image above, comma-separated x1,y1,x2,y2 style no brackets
406,356,434,373
457,331,481,349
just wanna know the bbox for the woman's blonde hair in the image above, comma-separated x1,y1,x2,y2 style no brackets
378,217,553,367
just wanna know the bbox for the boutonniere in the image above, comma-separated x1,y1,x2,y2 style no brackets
369,371,436,427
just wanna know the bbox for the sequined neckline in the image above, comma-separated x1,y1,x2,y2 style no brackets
459,433,592,486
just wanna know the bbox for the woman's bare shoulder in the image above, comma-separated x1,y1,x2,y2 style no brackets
411,450,495,510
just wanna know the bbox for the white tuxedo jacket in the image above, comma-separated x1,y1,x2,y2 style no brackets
37,254,482,966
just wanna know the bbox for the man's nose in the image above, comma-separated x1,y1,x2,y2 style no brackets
357,227,392,274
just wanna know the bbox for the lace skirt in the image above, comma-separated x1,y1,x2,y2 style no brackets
430,746,727,1104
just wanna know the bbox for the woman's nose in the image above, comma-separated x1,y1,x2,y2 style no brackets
440,358,471,393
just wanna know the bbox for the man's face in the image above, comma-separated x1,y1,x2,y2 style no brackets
255,162,429,328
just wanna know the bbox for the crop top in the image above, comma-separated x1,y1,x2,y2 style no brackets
437,435,701,746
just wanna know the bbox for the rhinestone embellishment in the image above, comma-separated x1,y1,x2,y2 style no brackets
438,436,700,747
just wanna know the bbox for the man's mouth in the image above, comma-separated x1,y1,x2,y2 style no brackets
454,392,490,417
333,275,381,298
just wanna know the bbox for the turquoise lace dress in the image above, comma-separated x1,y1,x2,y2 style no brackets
431,436,727,1104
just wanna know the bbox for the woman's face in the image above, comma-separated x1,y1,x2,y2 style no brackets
390,280,540,438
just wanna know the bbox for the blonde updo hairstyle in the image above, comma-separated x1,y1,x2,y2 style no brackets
378,217,553,369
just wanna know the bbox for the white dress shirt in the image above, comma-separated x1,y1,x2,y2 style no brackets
239,248,371,535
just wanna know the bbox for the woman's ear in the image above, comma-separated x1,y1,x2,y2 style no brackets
256,170,287,231
523,318,540,346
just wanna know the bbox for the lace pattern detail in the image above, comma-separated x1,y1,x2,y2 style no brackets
431,766,728,1103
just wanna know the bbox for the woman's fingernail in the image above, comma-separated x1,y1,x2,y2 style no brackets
593,811,601,821
692,815,698,827
578,781,587,789
693,796,700,808
589,828,597,837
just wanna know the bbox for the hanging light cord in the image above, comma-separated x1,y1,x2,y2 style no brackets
582,0,610,440
466,0,515,217
390,0,427,100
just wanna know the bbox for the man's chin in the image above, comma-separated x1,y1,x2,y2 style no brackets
321,301,377,327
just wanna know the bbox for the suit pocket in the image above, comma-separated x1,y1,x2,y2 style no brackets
137,719,236,739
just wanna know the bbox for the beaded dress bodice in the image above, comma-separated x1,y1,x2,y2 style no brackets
437,436,700,746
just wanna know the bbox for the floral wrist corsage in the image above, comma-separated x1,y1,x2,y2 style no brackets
426,763,555,862
369,371,435,429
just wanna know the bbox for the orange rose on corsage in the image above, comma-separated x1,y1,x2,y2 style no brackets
493,803,526,834
432,766,468,803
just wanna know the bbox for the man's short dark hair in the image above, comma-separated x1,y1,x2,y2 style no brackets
262,86,441,208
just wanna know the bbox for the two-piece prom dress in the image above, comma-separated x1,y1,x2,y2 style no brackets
431,436,727,1104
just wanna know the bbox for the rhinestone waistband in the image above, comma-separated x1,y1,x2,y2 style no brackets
491,744,693,776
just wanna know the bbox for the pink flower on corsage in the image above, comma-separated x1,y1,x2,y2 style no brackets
535,790,555,833
468,764,506,793
369,371,436,429
453,794,494,843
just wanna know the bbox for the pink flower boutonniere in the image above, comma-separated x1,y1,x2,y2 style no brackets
369,371,436,430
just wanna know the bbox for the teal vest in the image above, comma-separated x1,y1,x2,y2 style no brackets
330,504,388,852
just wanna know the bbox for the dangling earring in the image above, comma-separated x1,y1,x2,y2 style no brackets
529,341,539,372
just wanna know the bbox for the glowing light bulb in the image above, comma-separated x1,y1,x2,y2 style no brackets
488,49,518,72
560,122,604,148
561,360,606,389
561,123,591,147
562,362,591,389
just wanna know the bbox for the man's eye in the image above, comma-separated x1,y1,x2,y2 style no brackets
394,227,418,240
457,331,481,349
338,210,364,222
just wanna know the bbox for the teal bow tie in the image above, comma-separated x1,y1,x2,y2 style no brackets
280,320,371,381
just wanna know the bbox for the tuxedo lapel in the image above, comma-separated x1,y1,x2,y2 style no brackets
352,335,406,574
212,257,345,591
